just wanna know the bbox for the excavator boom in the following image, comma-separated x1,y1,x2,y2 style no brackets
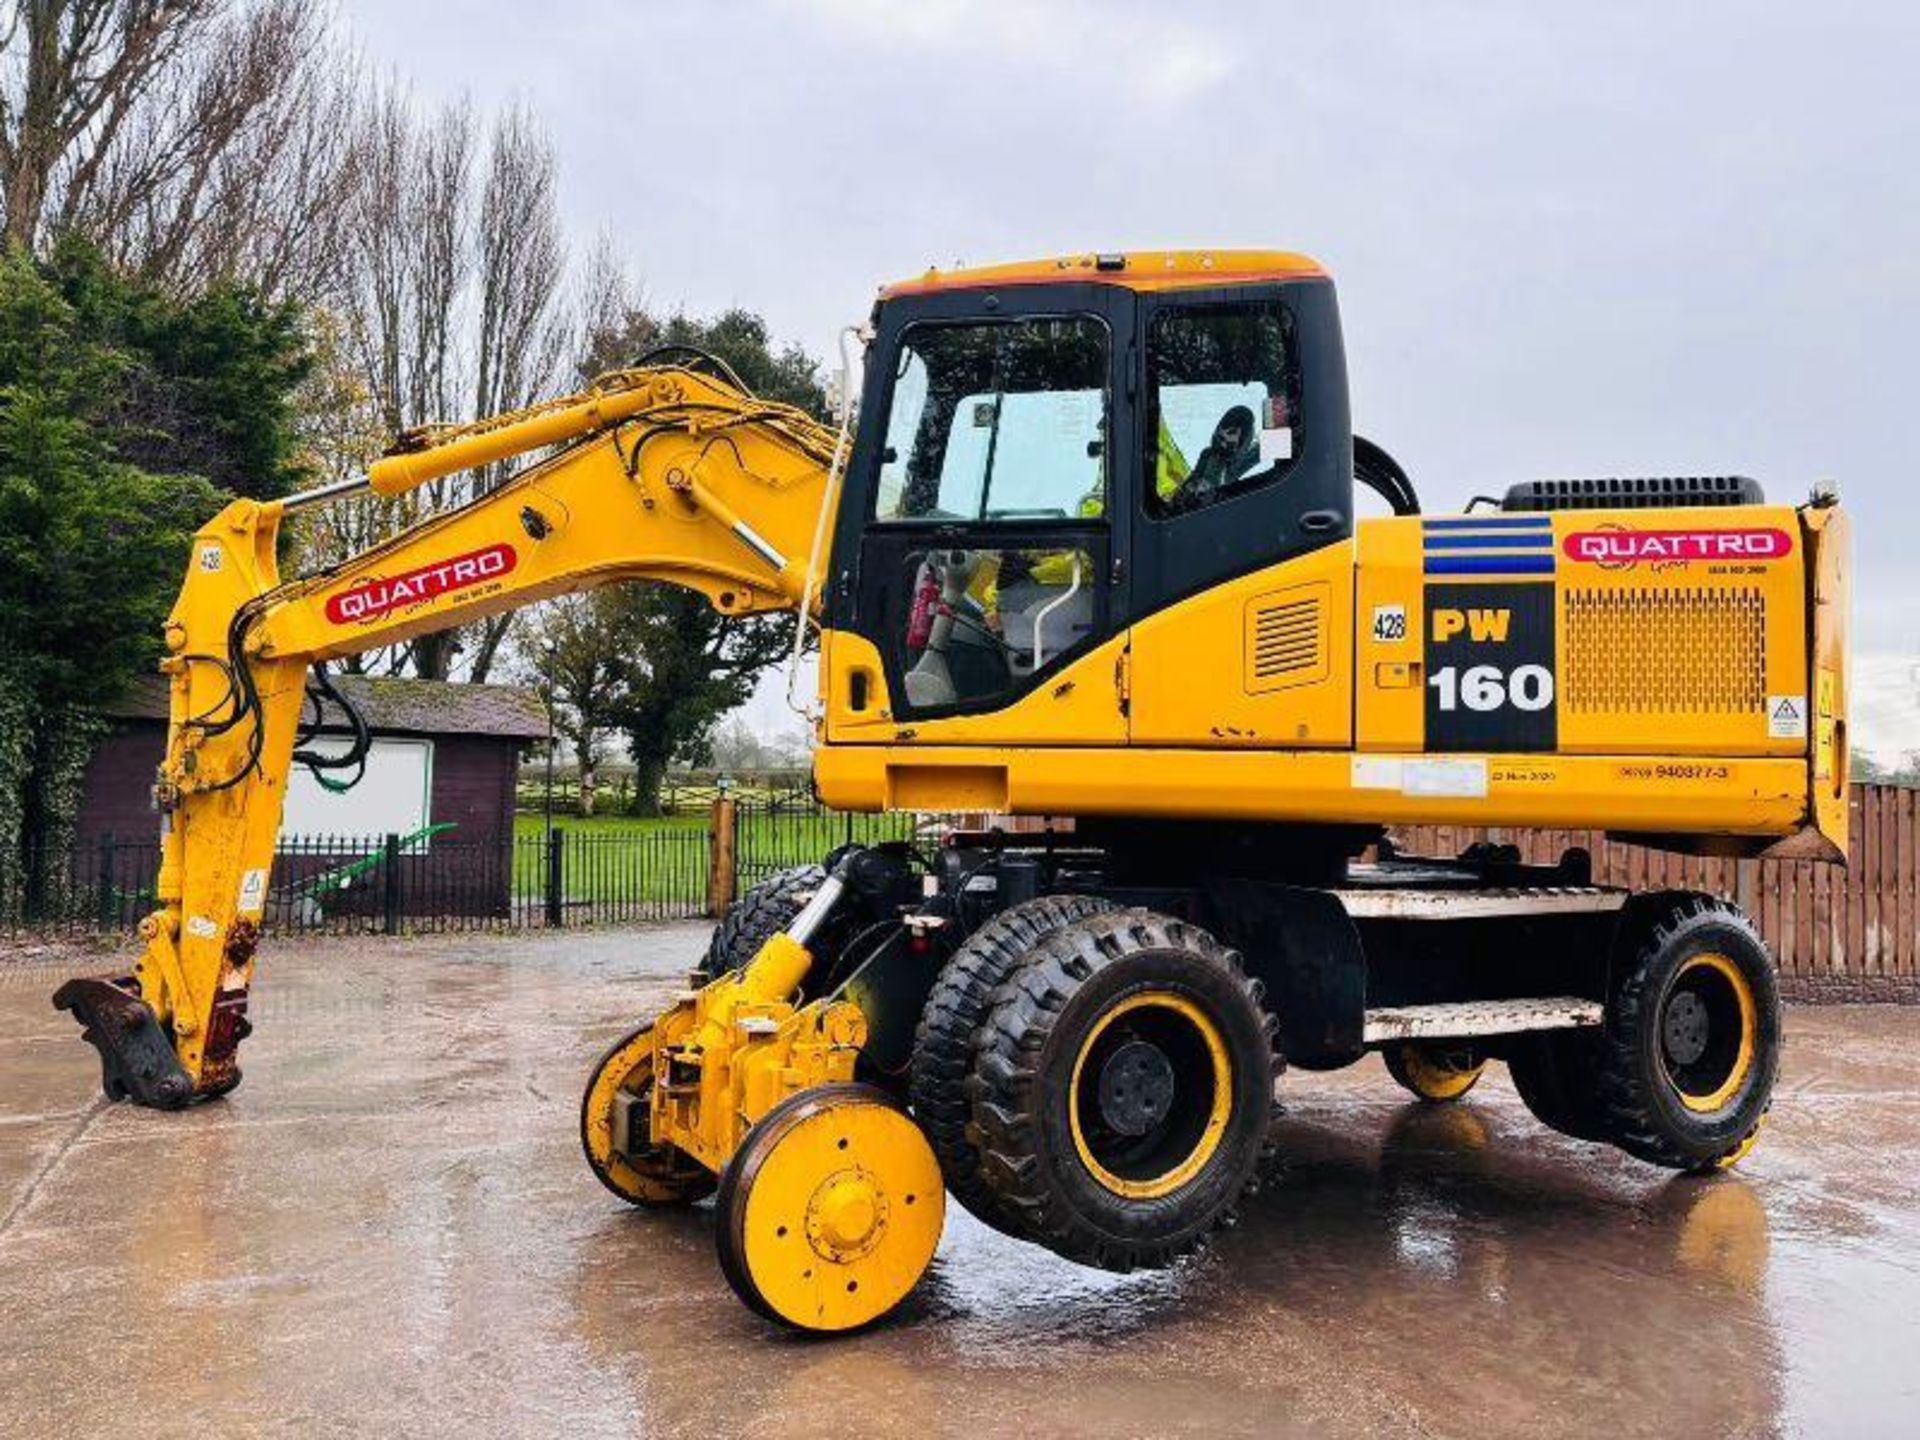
57,362,844,1106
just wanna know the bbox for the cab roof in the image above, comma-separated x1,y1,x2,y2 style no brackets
877,249,1328,300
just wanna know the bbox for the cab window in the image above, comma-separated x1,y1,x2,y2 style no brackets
873,316,1108,522
1146,301,1299,519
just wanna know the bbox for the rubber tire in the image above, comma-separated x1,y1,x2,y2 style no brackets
1506,1030,1614,1143
969,909,1276,1271
1598,895,1780,1173
1382,1042,1484,1103
910,893,1117,1236
701,864,826,982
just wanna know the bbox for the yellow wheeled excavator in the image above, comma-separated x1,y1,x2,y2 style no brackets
55,250,1850,1332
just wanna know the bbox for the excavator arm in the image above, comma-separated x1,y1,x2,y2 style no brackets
56,363,847,1107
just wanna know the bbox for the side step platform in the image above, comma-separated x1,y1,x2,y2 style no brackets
1363,997,1604,1044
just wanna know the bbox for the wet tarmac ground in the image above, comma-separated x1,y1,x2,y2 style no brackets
1,926,1916,1439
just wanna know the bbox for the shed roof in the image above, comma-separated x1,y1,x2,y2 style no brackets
103,674,551,741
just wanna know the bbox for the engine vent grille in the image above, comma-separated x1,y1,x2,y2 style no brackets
1246,587,1327,692
1564,586,1766,713
1503,475,1764,511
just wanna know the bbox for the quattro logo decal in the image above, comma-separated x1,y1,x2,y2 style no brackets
1563,527,1790,567
325,543,517,625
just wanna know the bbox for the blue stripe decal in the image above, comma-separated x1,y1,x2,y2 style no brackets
1423,555,1558,576
1422,533,1558,551
1422,515,1552,531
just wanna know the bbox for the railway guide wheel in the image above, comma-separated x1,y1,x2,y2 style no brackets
1382,1041,1486,1102
580,1022,716,1207
716,1083,945,1332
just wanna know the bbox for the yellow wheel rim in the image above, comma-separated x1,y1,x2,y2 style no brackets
1711,1116,1766,1171
1069,991,1233,1201
580,1024,714,1206
724,1090,944,1333
1394,1043,1485,1101
1660,952,1758,1115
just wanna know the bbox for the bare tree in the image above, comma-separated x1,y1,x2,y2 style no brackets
0,0,357,299
461,103,570,682
0,0,214,250
520,592,629,816
303,87,574,680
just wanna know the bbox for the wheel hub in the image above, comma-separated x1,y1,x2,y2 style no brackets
807,1170,886,1259
1098,1039,1176,1136
1663,990,1711,1067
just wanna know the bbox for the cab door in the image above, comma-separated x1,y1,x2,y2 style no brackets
1126,281,1357,748
828,283,1134,745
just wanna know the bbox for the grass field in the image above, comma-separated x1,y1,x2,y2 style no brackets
507,808,930,909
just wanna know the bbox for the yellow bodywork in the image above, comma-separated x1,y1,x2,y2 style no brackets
818,502,1845,854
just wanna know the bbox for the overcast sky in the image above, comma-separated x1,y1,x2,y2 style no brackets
342,0,1918,724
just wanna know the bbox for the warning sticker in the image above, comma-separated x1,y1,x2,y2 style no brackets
1767,694,1807,741
238,868,269,915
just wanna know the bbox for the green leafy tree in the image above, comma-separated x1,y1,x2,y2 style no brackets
44,237,313,498
606,587,794,816
521,592,627,816
0,240,309,897
569,303,825,815
1853,749,1920,788
582,305,826,414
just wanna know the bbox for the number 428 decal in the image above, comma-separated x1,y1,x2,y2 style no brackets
1428,663,1555,713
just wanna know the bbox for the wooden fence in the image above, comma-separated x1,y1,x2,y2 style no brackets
1390,782,1918,1004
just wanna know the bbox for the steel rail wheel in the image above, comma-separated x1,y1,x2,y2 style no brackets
1382,1042,1486,1103
716,1083,945,1333
1598,895,1780,1173
580,1022,716,1207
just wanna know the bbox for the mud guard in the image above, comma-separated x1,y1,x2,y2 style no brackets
1204,879,1367,1069
52,976,196,1109
840,921,953,1079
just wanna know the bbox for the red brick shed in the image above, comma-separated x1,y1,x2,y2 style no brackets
77,677,550,923
80,675,550,849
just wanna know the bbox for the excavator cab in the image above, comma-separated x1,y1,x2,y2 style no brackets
823,253,1357,737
